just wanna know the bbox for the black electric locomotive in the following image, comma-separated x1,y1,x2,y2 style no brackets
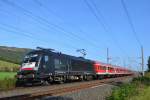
16,47,96,85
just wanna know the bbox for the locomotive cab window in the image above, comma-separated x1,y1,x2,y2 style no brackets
23,54,39,63
44,55,49,63
42,55,49,69
22,54,40,68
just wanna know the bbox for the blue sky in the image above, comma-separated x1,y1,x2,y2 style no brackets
0,0,150,71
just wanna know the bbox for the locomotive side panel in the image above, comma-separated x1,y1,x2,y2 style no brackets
70,59,94,75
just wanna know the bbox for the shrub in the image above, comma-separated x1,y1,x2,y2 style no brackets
133,77,150,86
107,83,138,100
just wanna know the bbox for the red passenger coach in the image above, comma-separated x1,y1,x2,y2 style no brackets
94,62,107,75
107,65,115,74
93,61,132,78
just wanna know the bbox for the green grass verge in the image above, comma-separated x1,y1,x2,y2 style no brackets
107,82,138,100
107,73,150,100
129,86,150,100
0,78,16,91
0,72,17,91
0,72,17,80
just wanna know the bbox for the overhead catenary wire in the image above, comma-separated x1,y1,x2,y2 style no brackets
0,5,78,49
1,0,103,51
121,0,142,47
0,0,83,43
121,0,144,73
0,23,78,50
33,0,107,49
90,0,129,56
0,7,78,44
0,0,111,59
84,0,129,57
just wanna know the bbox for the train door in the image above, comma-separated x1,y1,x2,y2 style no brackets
38,54,53,74
54,55,68,74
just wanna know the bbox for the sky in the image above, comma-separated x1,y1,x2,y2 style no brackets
0,0,150,71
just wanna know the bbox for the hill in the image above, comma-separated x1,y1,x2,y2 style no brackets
0,46,31,64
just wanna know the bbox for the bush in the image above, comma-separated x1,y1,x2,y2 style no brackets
133,77,150,86
107,77,150,100
107,83,138,100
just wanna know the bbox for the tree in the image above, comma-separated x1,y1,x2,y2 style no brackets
147,56,150,72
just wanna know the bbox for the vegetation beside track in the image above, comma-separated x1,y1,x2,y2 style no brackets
0,72,17,91
107,73,150,100
0,60,19,72
0,77,16,91
0,60,18,91
0,72,17,80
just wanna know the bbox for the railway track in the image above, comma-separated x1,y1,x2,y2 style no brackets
0,76,133,100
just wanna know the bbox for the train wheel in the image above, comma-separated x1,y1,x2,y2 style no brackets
84,75,93,81
59,76,66,84
79,75,84,81
40,80,49,86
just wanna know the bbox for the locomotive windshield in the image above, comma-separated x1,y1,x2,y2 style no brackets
23,54,39,63
20,53,41,71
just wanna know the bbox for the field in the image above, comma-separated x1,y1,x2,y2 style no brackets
0,60,19,67
0,60,19,72
0,58,19,90
0,72,17,80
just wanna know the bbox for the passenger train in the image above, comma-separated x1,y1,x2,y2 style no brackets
16,47,133,86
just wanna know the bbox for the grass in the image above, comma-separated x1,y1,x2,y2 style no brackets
107,82,138,100
0,72,17,80
129,86,150,100
0,77,16,91
0,60,19,72
0,60,19,91
107,73,150,100
0,72,17,91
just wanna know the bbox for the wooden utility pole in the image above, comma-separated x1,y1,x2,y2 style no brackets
141,46,144,76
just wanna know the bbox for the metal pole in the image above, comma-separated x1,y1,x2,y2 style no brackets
123,59,126,68
107,48,109,64
141,46,144,76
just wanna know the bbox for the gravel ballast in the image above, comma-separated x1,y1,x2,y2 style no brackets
42,77,133,100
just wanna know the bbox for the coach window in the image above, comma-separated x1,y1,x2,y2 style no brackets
100,66,102,70
103,66,106,70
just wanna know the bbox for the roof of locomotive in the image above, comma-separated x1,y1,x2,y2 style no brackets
26,49,95,63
